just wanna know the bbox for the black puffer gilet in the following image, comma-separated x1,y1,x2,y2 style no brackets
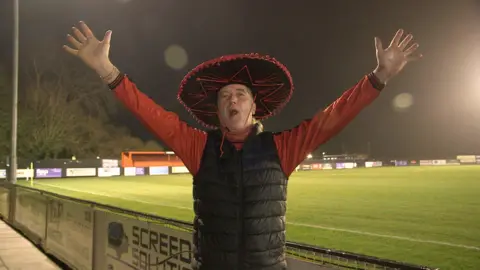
192,126,288,270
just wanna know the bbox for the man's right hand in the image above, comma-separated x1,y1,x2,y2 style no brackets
63,21,117,82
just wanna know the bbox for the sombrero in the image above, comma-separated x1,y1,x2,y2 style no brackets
177,53,294,129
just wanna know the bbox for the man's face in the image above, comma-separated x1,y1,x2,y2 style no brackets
217,84,256,132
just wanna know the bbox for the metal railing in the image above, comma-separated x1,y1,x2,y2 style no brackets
286,242,438,270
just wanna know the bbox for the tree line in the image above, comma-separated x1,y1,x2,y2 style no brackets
0,55,163,161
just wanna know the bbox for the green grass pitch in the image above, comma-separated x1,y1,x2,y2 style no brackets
19,166,480,270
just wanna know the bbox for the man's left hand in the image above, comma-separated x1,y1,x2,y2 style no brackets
373,29,423,84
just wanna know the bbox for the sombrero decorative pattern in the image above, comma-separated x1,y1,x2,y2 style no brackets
177,53,294,129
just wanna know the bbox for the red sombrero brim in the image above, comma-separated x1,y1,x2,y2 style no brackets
177,53,294,129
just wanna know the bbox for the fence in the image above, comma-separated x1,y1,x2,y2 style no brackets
297,155,480,171
1,156,469,270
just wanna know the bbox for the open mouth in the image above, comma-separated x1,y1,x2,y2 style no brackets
229,109,239,117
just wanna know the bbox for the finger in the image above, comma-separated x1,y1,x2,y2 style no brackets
79,21,97,40
67,34,82,49
407,52,423,62
404,43,419,55
398,34,413,50
102,30,112,45
374,37,384,52
72,27,87,43
389,29,404,47
62,45,78,56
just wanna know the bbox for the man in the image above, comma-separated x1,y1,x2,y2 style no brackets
64,21,421,270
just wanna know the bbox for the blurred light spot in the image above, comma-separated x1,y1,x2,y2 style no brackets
164,45,188,70
392,92,414,112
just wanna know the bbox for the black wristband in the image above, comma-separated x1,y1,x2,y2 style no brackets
367,72,386,91
108,72,126,90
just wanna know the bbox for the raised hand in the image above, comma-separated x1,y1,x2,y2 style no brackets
373,29,422,84
63,21,114,78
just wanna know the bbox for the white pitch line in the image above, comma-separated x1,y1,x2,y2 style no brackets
34,183,192,210
33,183,480,251
287,222,480,251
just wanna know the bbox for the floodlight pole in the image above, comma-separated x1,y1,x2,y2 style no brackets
10,0,19,184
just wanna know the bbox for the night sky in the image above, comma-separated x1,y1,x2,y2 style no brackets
1,0,479,159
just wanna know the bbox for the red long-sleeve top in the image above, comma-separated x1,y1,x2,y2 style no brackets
112,74,381,177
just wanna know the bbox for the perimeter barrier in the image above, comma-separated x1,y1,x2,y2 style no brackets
0,156,469,269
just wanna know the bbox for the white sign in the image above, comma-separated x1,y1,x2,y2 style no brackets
0,169,6,179
67,168,97,177
94,211,193,270
45,198,94,270
102,159,119,168
457,155,476,164
17,169,33,178
365,161,382,168
124,167,136,176
98,167,121,177
300,164,312,170
432,160,447,166
14,188,47,240
420,160,433,166
322,163,333,170
149,166,169,175
171,166,190,174
344,162,356,169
